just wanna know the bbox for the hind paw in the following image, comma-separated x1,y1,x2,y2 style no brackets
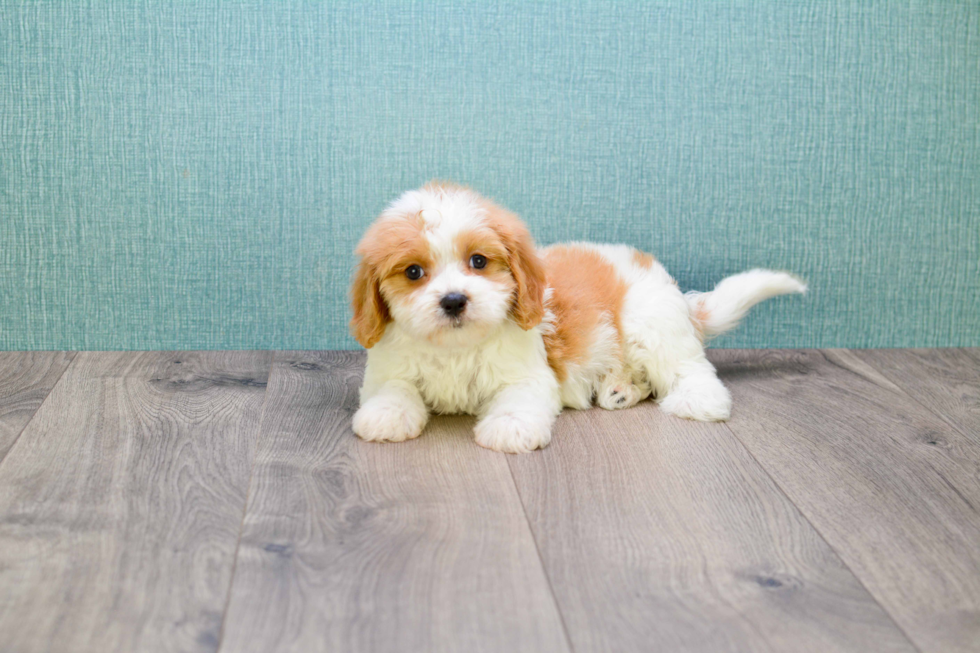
659,375,731,421
597,379,644,410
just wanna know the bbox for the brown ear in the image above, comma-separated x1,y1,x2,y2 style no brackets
350,258,390,348
485,202,546,330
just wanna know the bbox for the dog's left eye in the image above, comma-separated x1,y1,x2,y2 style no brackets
469,254,487,270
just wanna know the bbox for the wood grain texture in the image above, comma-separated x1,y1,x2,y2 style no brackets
0,351,272,653
711,348,980,653
507,400,916,653
218,351,570,653
854,348,980,443
0,351,75,460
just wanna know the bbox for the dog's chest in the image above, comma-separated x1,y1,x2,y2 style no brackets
412,346,512,414
374,323,551,416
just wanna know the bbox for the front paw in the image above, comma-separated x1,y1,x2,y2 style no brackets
474,413,553,454
352,396,427,443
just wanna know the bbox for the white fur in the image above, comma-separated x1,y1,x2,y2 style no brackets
353,380,428,442
686,269,807,337
352,187,805,452
359,321,561,453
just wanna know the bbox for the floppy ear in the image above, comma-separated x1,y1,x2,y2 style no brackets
485,203,546,330
350,258,390,348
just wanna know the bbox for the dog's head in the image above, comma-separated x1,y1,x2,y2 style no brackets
350,182,546,349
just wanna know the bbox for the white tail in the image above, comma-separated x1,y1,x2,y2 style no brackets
686,269,806,339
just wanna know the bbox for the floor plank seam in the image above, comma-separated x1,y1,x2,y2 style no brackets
215,350,277,653
0,351,77,471
856,351,979,445
718,419,926,653
504,457,577,653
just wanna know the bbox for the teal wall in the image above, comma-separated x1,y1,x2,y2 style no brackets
2,1,978,351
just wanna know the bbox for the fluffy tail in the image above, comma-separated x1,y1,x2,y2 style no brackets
686,269,806,339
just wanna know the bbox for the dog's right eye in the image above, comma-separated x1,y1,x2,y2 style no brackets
405,265,424,281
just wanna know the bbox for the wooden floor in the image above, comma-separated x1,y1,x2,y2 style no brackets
0,350,978,653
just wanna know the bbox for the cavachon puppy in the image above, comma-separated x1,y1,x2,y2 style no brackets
350,182,805,453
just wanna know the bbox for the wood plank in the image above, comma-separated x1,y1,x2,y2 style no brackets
507,399,916,652
711,348,980,653
0,351,75,460
854,348,980,443
0,351,272,653
219,351,570,653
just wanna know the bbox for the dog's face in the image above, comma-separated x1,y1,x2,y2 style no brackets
351,183,546,349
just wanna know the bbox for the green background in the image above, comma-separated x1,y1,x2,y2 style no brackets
2,1,978,350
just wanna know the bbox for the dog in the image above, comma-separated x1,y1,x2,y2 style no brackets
349,182,805,453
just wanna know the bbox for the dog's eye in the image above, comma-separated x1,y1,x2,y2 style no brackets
469,254,487,270
405,265,424,280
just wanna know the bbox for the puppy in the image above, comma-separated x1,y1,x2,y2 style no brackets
350,182,805,453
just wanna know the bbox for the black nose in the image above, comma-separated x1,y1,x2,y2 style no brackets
440,293,468,317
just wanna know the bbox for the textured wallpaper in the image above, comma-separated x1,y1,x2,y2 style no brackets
1,1,978,350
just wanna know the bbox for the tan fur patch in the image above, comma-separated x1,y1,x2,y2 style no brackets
542,245,628,381
690,302,709,343
455,228,510,265
350,213,433,348
454,228,518,292
632,249,656,269
478,198,547,330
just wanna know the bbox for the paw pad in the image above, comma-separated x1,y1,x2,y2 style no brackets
598,381,642,410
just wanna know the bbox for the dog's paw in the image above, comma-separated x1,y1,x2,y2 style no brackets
352,396,427,443
659,377,731,422
597,377,645,410
474,412,552,454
